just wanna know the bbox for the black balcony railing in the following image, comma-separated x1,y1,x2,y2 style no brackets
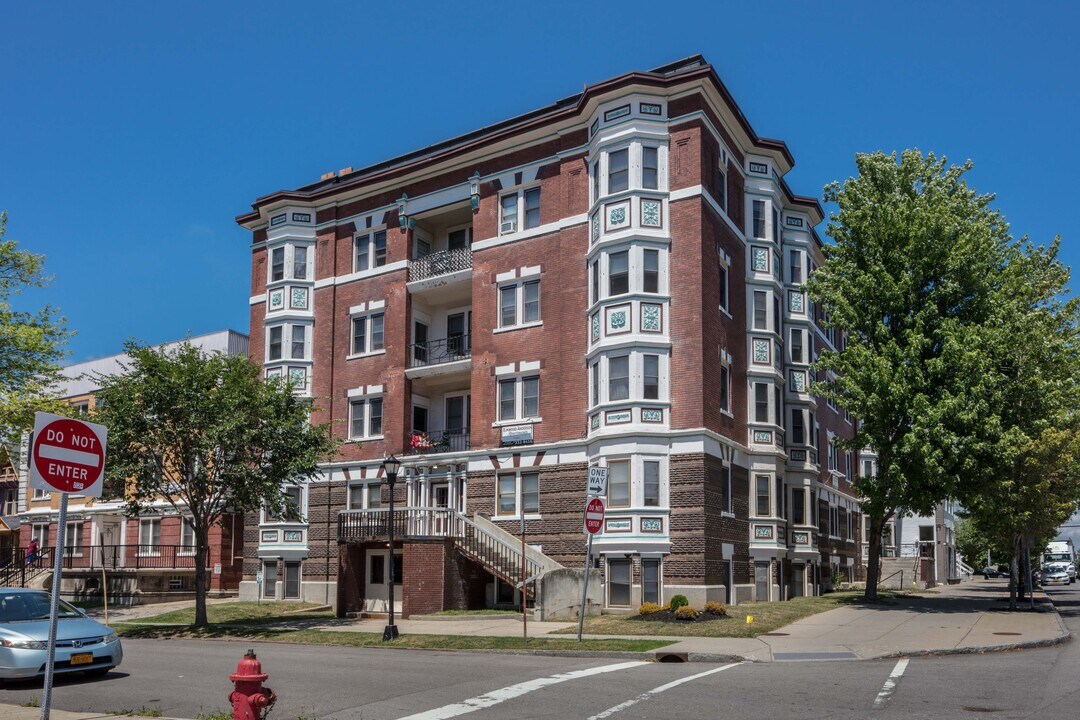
338,507,461,542
410,334,471,368
0,545,206,587
408,428,471,455
409,247,473,282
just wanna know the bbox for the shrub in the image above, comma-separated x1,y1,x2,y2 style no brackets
638,602,662,615
703,601,727,616
674,604,699,620
668,594,690,612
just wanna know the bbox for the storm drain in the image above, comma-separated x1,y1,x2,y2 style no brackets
655,652,688,663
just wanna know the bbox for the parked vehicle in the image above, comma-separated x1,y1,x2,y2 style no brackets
1041,565,1071,586
983,566,1003,578
0,588,122,681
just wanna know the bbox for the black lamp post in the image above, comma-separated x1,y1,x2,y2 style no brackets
382,454,402,641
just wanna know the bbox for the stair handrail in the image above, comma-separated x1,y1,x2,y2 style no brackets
452,511,543,580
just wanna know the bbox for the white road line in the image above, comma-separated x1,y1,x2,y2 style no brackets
586,662,743,720
873,658,909,708
396,660,650,720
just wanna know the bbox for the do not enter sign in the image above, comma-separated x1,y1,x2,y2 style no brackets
584,496,605,535
29,412,108,496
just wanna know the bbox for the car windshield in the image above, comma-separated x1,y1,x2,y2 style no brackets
0,592,83,622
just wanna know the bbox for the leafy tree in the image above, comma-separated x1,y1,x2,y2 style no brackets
808,151,1010,599
0,211,70,436
95,341,338,627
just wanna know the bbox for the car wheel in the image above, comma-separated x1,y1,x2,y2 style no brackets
84,667,113,678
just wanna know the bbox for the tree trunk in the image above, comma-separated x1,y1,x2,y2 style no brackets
1025,536,1035,611
865,513,884,601
194,527,209,628
1008,534,1019,610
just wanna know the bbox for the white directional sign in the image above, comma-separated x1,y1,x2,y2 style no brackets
587,466,608,498
29,412,108,497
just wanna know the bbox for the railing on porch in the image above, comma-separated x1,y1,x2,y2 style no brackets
408,428,471,455
62,544,207,570
410,334,471,368
408,247,473,282
0,547,56,588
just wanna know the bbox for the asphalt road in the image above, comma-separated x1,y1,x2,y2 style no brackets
3,580,1078,719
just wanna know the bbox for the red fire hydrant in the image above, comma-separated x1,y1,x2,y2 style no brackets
229,649,277,720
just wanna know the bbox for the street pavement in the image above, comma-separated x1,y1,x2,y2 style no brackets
2,577,1076,719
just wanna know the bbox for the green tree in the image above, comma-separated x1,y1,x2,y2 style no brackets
95,341,338,627
0,211,70,435
808,151,1010,599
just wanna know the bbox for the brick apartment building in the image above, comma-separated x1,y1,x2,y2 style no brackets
5,330,248,604
236,56,863,615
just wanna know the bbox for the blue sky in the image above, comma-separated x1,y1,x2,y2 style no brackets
2,1,1078,363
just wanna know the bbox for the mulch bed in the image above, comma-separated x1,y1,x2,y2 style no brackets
629,609,728,624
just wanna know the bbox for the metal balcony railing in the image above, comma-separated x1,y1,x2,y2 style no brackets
409,247,473,282
410,334,471,368
408,428,471,455
0,545,207,587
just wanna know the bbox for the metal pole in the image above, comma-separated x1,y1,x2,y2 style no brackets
41,493,69,720
576,533,594,642
383,473,399,641
521,514,527,644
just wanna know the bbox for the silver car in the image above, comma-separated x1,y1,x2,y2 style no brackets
0,588,123,681
1041,566,1071,587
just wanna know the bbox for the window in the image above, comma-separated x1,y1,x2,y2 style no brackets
500,193,518,234
608,148,629,193
350,313,384,354
809,411,818,450
643,355,660,400
607,460,630,508
830,506,841,537
271,247,285,281
499,280,541,328
291,325,306,360
181,519,196,553
773,208,780,244
753,291,768,330
609,558,631,607
863,459,874,478
643,460,660,506
283,486,303,522
791,409,805,445
828,439,839,472
263,560,278,599
754,383,769,423
293,246,308,280
349,483,382,510
643,249,659,293
789,250,802,285
792,489,806,525
847,510,855,540
268,326,283,361
718,263,729,312
720,364,731,412
609,356,630,401
497,472,540,516
592,160,600,202
498,376,540,421
791,328,804,364
353,230,387,272
642,558,661,604
756,475,771,516
349,398,384,438
716,161,727,211
31,524,48,548
64,522,82,554
642,147,659,190
524,188,541,229
139,519,161,552
590,260,599,304
752,200,766,239
609,251,629,296
721,465,732,513
590,362,599,406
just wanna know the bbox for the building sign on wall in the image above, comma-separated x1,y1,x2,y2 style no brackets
605,519,631,533
501,424,534,447
749,162,769,174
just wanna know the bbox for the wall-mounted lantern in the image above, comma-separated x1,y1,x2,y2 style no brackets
469,171,481,211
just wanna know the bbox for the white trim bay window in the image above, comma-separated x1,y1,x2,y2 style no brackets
499,279,541,329
603,456,666,509
349,397,384,439
600,352,668,405
498,375,540,422
266,323,309,362
268,243,311,283
350,313,385,356
496,471,540,518
354,230,387,272
500,186,542,234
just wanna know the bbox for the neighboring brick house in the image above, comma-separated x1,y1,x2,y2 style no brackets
236,55,863,614
8,330,249,604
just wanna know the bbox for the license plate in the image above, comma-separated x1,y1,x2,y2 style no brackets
70,653,93,665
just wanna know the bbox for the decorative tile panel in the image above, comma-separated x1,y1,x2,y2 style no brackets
640,103,662,116
790,370,807,393
265,367,282,379
754,525,774,539
268,289,285,311
788,290,804,313
641,517,663,532
606,201,630,231
283,530,303,542
753,430,773,444
288,367,307,387
590,415,600,430
641,199,661,227
605,410,632,424
591,213,600,242
790,449,807,462
606,305,631,334
752,339,770,364
290,287,309,310
751,247,769,272
591,313,600,342
792,531,810,545
641,303,662,333
641,408,663,423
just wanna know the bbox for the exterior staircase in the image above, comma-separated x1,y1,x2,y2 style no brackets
0,547,55,589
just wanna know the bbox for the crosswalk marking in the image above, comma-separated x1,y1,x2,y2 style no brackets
873,659,909,708
395,660,650,720
586,662,744,719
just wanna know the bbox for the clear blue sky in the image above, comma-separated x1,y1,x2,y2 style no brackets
2,2,1077,362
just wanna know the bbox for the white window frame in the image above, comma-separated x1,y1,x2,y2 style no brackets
717,246,731,315
499,185,542,235
64,521,83,556
353,229,388,272
138,519,161,556
349,312,386,358
495,375,540,424
719,352,733,416
31,523,49,548
600,351,669,406
494,470,541,519
497,278,542,330
754,473,773,518
599,455,667,510
267,243,312,283
347,482,383,510
266,323,310,363
721,464,733,515
179,518,197,555
349,397,385,440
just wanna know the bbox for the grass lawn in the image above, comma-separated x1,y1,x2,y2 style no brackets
114,623,670,653
126,601,335,626
555,591,910,638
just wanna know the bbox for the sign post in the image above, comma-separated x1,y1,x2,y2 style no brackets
577,467,607,642
28,412,107,720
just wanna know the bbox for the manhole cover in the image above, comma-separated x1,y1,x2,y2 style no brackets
992,632,1022,636
760,632,790,636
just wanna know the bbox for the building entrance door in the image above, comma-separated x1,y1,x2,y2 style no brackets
364,550,402,613
755,561,770,602
792,563,805,597
432,483,450,534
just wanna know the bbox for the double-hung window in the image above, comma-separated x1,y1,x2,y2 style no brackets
283,486,303,522
607,460,630,508
349,398,384,439
590,362,600,407
716,161,727,212
718,261,729,312
354,230,387,271
498,280,541,328
350,313,384,354
754,383,769,423
500,188,542,234
180,519,196,554
791,409,805,445
268,326,283,361
721,465,733,513
720,363,731,412
271,247,285,281
608,251,629,296
609,356,630,401
139,519,161,554
642,249,659,293
643,460,660,506
752,200,766,239
789,250,802,285
592,160,601,202
608,148,629,193
497,472,540,516
293,246,308,280
524,188,541,229
642,147,659,190
756,475,771,516
643,355,659,400
753,291,768,330
291,326,306,359
792,489,806,525
348,483,382,510
64,522,82,555
791,328,804,364
498,376,540,422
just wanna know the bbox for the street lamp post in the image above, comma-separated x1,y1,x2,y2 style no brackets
382,454,401,641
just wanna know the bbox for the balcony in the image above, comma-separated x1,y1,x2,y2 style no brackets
408,428,471,456
407,334,472,385
409,247,472,283
338,507,463,542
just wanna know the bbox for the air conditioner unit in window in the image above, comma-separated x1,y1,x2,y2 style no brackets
500,220,516,234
